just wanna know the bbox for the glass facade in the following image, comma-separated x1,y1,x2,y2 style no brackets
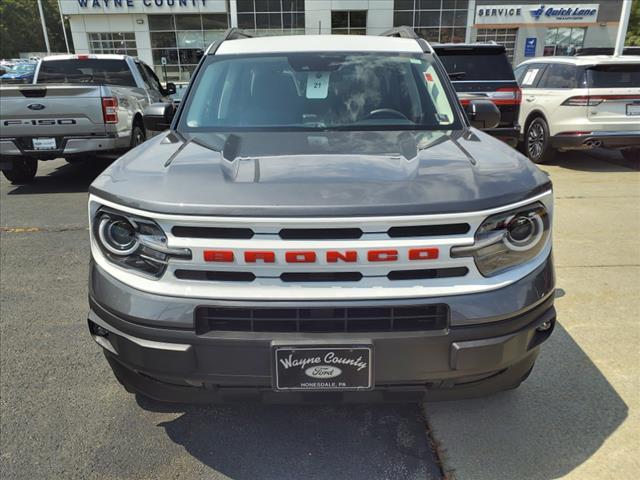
89,32,138,57
544,27,586,56
393,0,468,43
236,0,305,36
331,11,367,35
476,28,518,62
149,13,229,82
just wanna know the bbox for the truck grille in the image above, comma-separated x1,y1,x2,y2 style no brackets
195,304,449,334
90,190,553,301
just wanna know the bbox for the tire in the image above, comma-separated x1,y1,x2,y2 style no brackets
621,148,639,162
1,157,37,184
130,123,146,148
525,117,555,164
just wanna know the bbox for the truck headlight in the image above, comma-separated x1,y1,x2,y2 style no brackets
451,202,550,277
93,209,191,278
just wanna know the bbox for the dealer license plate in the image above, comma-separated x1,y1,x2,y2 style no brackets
274,346,372,391
32,137,56,150
626,103,640,116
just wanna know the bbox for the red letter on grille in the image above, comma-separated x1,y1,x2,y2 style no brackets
244,251,276,263
408,248,439,260
204,250,234,262
367,249,398,262
285,251,317,263
326,250,358,263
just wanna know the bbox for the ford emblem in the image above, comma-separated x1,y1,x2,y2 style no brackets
27,103,46,111
304,365,342,379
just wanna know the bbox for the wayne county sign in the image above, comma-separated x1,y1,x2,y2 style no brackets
475,4,599,24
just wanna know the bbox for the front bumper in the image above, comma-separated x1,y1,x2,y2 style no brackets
0,134,130,160
551,131,640,150
88,255,555,403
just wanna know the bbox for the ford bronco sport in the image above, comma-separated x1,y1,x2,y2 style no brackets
87,28,556,403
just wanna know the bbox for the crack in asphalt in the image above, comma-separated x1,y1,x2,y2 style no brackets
0,225,88,233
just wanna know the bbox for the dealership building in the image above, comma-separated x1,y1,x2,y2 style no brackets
59,0,627,81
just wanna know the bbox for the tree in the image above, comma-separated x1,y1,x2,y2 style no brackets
0,0,72,58
626,0,640,46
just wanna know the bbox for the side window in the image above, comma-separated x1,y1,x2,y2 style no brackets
520,64,546,88
137,63,163,94
135,62,153,90
514,65,527,84
539,64,578,89
144,64,163,93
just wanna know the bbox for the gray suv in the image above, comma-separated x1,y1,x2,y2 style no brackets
87,29,555,403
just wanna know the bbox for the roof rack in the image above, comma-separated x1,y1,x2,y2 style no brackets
205,28,253,54
379,26,435,54
379,26,419,39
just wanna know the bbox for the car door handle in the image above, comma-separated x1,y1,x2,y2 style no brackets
526,97,535,102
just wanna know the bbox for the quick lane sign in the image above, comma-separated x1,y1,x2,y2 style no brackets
475,4,599,24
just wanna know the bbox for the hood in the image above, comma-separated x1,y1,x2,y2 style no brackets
90,129,551,217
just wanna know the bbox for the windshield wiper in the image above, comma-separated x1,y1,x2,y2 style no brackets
448,71,466,80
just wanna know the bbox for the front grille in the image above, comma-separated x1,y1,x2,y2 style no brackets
174,267,468,283
170,224,470,240
195,304,449,334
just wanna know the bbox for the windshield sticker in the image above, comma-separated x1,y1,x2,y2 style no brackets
410,58,422,64
306,72,330,99
522,68,540,86
423,72,434,82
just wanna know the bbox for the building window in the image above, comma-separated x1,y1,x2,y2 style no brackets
88,32,137,57
544,27,586,56
149,13,229,82
236,0,305,36
476,28,518,62
331,10,367,35
393,0,468,43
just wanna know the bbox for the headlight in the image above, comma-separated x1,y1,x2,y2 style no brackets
93,209,191,278
451,202,550,277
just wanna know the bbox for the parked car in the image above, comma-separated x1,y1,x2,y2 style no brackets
87,28,555,404
0,63,36,83
0,54,176,183
515,56,640,163
433,43,521,147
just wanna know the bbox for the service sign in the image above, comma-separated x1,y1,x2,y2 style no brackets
475,4,599,24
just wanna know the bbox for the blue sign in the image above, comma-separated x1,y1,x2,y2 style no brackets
530,5,597,21
525,38,537,57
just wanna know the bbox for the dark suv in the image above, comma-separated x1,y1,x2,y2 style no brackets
434,43,521,147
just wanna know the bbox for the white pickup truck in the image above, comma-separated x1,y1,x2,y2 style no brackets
0,54,176,183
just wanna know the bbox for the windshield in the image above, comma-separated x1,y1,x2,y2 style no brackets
37,59,136,86
10,64,35,73
179,52,459,131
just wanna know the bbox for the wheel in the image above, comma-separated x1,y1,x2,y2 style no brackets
1,157,37,184
130,124,146,148
621,148,639,162
525,117,555,164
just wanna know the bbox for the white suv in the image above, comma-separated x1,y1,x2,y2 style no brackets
515,56,640,163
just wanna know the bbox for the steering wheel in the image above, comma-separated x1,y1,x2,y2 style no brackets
364,108,410,121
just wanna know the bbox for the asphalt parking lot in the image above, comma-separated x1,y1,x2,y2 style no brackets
1,150,638,480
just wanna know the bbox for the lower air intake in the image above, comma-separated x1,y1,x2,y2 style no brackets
195,304,449,334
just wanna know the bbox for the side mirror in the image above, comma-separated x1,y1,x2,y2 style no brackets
465,99,501,129
164,82,177,96
143,102,175,132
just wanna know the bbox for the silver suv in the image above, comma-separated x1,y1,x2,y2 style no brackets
87,29,556,403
